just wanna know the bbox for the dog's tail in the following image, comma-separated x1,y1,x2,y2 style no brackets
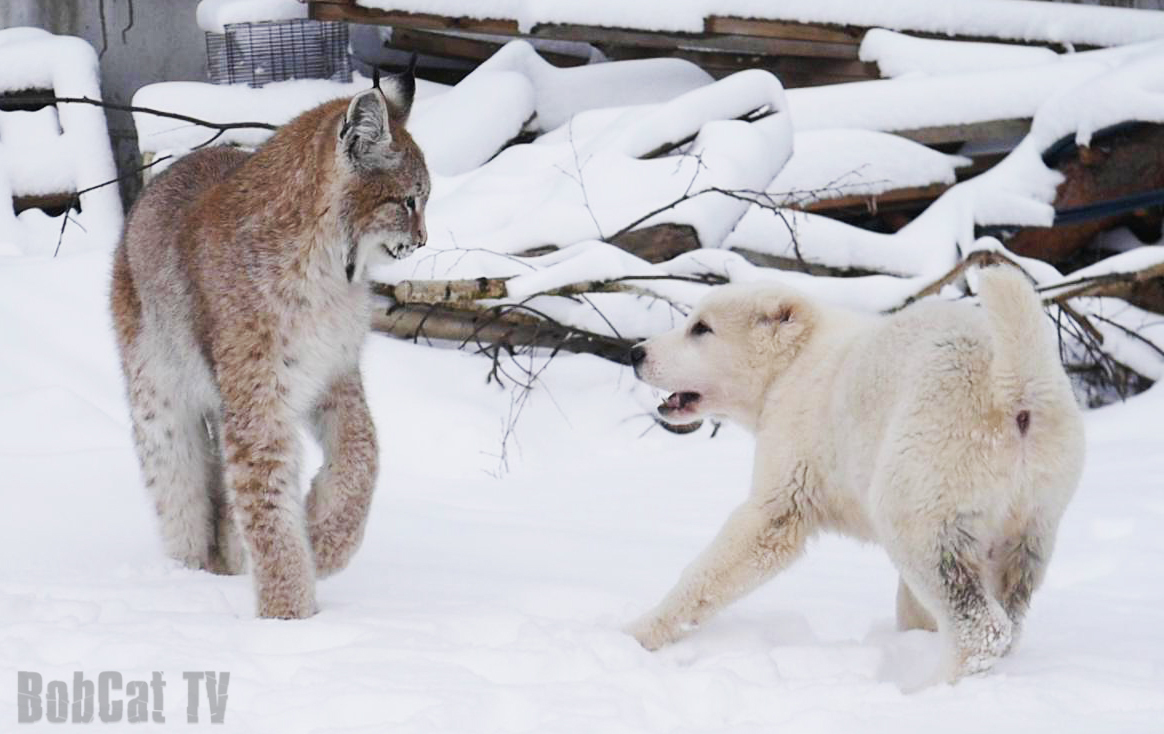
978,266,1060,413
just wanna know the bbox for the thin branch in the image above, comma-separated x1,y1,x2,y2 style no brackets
54,153,173,257
1037,261,1164,302
1091,312,1164,360
27,96,277,133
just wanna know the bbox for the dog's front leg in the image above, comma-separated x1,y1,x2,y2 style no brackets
626,488,809,650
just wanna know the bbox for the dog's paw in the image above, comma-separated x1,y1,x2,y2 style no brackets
624,614,683,651
954,613,1013,679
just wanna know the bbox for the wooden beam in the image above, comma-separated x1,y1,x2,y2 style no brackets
0,88,55,112
799,183,952,216
895,118,1031,147
704,16,864,45
389,27,588,67
309,2,519,34
532,23,861,60
12,192,76,214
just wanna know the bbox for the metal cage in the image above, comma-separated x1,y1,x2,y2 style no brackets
205,19,351,87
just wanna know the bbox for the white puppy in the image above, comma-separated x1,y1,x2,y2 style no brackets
627,267,1084,682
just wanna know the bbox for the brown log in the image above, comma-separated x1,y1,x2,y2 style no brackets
609,223,701,263
1008,124,1164,264
371,303,635,363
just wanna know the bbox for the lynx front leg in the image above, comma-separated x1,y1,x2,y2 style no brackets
220,358,315,619
627,495,809,650
306,370,379,576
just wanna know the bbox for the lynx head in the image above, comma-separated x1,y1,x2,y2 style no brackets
337,63,430,282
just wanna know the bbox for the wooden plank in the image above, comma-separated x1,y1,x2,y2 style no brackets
309,2,519,34
533,23,861,59
390,27,588,67
800,183,952,216
0,88,55,112
895,119,1031,147
705,16,864,45
13,192,75,214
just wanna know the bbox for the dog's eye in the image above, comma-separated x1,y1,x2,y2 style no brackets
404,196,416,211
690,321,713,336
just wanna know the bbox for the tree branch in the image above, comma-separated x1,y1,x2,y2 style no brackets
27,95,277,133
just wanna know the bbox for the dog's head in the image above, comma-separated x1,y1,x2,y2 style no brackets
631,282,816,427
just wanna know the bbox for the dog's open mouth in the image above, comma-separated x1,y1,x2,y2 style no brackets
658,391,701,417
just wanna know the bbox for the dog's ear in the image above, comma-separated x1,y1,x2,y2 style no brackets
757,301,797,328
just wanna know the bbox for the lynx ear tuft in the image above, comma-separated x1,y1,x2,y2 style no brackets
341,89,396,170
371,53,417,125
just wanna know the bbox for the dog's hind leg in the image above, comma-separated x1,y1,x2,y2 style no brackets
896,578,937,632
886,516,1013,681
306,369,379,577
626,484,811,651
994,513,1060,652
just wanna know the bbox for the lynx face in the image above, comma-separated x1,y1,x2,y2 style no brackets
337,82,431,281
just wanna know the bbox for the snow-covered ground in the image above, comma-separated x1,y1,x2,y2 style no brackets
3,14,1164,733
1,245,1163,733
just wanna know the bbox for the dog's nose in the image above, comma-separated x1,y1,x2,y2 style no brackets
629,344,646,367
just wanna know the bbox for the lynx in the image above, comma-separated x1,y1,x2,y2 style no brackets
110,70,430,618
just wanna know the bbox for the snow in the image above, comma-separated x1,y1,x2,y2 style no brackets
0,28,122,256
196,0,308,34
2,247,1163,732
860,29,1060,79
4,12,1164,729
787,41,1162,134
356,0,1164,47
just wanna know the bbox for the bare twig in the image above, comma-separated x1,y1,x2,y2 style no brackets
27,96,278,134
640,107,774,160
1037,261,1164,302
54,153,174,257
887,250,1020,313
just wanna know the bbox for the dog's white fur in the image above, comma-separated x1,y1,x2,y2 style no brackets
627,267,1084,682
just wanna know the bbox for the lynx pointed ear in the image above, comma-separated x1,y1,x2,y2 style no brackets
341,89,395,170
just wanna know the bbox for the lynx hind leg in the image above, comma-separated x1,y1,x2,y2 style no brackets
896,578,938,633
123,346,218,570
205,417,248,576
306,370,379,577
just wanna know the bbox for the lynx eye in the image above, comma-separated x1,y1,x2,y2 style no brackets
404,196,416,211
690,320,713,337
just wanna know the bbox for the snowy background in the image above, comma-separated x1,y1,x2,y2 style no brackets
3,1,1164,731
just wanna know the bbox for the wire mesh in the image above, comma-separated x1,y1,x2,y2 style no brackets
206,19,351,87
